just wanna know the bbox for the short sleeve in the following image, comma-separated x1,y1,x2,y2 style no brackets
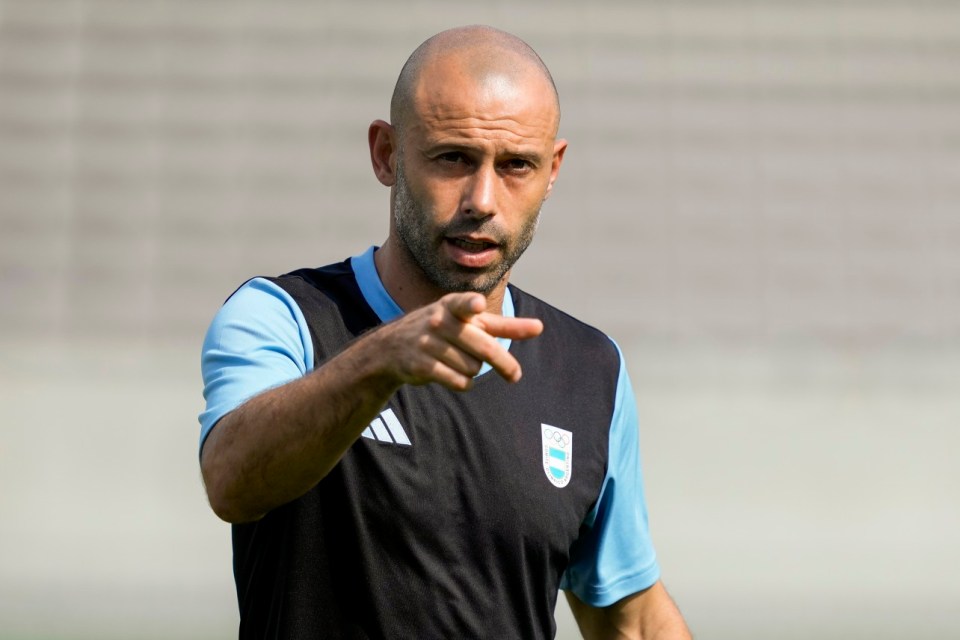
560,341,661,606
198,277,314,453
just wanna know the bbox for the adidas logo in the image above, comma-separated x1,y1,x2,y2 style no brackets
361,408,411,446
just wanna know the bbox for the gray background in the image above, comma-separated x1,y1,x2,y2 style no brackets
1,1,958,638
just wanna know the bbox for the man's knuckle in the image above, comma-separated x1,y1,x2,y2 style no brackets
414,335,436,356
426,308,446,330
407,359,433,380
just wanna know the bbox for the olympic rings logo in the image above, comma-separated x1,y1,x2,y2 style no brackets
543,428,570,448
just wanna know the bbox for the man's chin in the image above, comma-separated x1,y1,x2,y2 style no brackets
435,269,506,295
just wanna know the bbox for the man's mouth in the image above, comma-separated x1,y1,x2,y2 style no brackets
449,237,496,253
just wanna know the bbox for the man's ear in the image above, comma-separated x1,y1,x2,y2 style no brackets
368,120,397,186
544,138,568,200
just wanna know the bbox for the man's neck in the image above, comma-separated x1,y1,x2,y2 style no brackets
373,241,507,315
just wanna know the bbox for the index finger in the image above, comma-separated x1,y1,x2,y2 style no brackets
442,292,487,321
456,315,543,383
473,313,544,341
456,322,525,383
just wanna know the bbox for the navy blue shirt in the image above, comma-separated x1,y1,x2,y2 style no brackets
200,247,660,639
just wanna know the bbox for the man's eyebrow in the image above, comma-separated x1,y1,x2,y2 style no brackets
421,141,545,161
503,150,543,163
420,141,474,153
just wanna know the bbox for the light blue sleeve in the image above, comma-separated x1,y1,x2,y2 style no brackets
198,277,314,453
560,341,661,606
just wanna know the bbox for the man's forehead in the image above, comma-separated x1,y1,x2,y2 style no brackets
410,60,558,134
410,106,557,152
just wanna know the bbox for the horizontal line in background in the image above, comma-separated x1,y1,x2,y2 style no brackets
1,155,956,183
3,75,960,103
3,25,960,52
0,1,958,32
0,121,360,140
3,130,958,158
0,173,369,194
0,165,953,191
0,73,386,95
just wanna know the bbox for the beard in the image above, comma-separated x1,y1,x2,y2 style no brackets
393,158,541,294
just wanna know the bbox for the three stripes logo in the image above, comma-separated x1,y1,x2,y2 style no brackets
361,408,411,446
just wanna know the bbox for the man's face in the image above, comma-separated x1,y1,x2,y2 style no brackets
393,154,540,294
390,65,566,295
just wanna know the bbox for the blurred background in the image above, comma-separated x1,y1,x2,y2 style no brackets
1,1,958,638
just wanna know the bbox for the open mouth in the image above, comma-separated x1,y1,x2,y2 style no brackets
444,236,501,269
449,237,496,253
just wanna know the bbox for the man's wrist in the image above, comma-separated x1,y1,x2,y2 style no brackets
327,326,405,399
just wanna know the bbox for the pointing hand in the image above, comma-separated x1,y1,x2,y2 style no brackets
374,292,544,391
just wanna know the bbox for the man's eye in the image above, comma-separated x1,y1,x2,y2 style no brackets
438,152,466,164
503,158,531,172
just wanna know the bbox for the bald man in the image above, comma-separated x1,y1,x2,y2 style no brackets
199,26,691,639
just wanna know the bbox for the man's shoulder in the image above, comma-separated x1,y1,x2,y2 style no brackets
256,258,364,310
255,257,379,339
271,257,355,293
220,259,355,307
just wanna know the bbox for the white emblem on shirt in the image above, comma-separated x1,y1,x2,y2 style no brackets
542,424,572,488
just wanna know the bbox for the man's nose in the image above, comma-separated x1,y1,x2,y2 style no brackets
461,165,497,218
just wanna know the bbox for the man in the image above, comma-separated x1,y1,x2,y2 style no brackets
200,25,691,639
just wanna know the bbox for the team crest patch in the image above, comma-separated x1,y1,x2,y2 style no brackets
541,424,573,488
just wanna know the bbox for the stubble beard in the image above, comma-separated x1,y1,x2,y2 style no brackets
393,158,541,295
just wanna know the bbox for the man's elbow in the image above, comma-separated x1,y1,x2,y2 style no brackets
202,466,267,524
209,499,265,525
200,430,264,524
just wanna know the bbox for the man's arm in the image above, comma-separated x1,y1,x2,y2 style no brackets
565,581,691,640
200,291,542,523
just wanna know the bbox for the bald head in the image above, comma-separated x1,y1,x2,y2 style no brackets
390,26,560,140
